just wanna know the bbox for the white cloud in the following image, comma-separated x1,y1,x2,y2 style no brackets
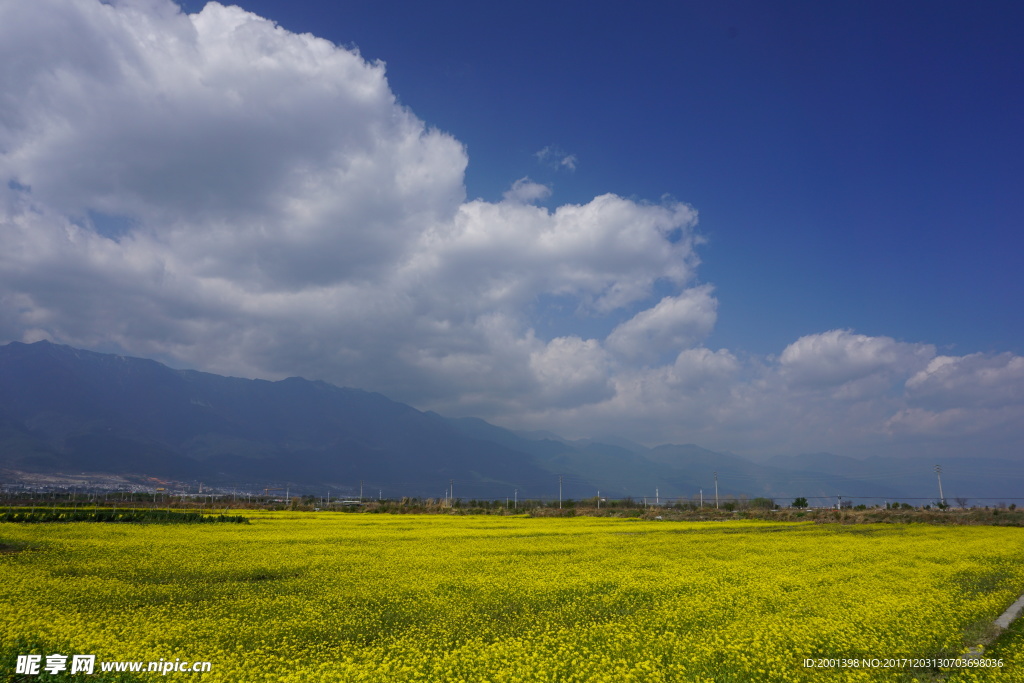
905,353,1024,410
885,353,1024,439
0,0,700,402
529,336,613,408
404,190,700,318
606,286,717,362
779,329,933,392
668,347,740,390
502,178,551,204
535,145,577,172
0,0,467,286
0,0,1021,461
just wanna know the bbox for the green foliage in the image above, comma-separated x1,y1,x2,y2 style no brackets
0,508,248,524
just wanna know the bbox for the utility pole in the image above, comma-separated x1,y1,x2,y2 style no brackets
656,488,659,506
558,475,563,509
450,479,454,506
714,472,719,510
935,465,945,506
514,488,518,510
700,489,703,508
597,490,600,510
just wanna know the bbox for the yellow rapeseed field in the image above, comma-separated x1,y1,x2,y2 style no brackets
3,513,1024,682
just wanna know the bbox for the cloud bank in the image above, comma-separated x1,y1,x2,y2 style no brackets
1,0,1021,459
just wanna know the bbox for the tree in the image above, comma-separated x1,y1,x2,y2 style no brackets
792,497,808,508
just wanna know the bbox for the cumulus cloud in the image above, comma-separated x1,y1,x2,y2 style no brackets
0,0,699,398
1,0,468,287
884,353,1024,439
606,286,717,362
529,336,613,408
503,178,551,204
1,0,1021,460
779,329,933,393
905,353,1024,410
667,347,740,390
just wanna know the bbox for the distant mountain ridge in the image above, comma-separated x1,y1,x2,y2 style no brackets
0,341,551,497
1,341,1020,503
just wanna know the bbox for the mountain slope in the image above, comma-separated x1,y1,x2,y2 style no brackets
0,341,550,496
3,341,1019,504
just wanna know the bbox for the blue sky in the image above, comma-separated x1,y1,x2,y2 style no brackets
225,0,1024,356
1,0,1022,459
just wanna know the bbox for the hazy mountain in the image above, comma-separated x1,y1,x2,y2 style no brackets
2,340,1019,504
571,435,651,454
0,341,550,497
444,421,912,504
766,453,1024,504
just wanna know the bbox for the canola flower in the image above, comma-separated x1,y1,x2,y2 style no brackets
2,513,1024,682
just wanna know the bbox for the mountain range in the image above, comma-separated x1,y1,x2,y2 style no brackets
0,340,1019,504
